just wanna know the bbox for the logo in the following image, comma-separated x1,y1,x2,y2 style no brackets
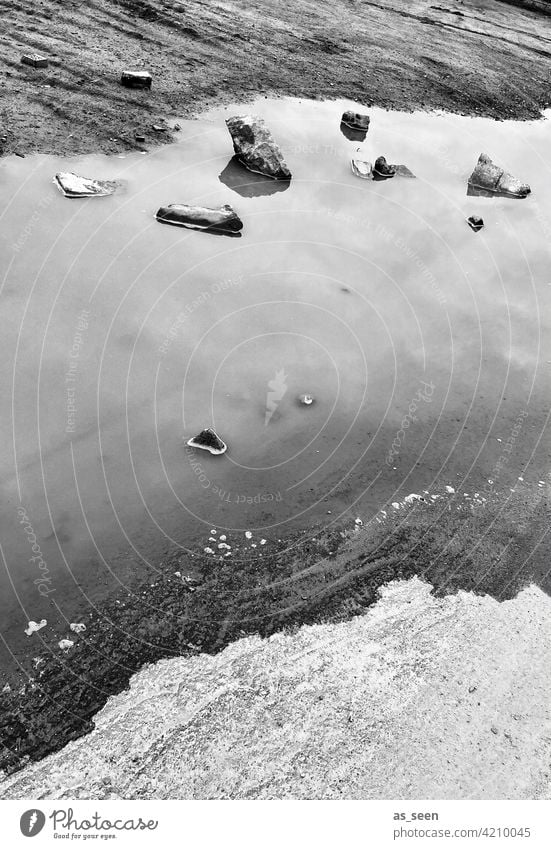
264,368,288,425
20,809,46,837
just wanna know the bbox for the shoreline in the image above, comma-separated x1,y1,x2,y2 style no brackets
1,1,551,160
1,481,548,776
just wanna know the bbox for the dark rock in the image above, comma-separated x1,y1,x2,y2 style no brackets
186,428,227,455
226,115,292,181
341,110,370,131
467,153,530,198
120,70,152,89
467,215,484,232
373,156,397,179
135,134,146,143
155,203,243,235
21,54,48,69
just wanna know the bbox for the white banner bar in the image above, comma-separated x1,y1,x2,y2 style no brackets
1,800,550,848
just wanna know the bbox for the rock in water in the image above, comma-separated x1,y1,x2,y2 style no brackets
156,203,243,234
186,428,227,455
373,156,397,179
351,158,373,179
341,110,370,131
54,172,119,198
467,215,484,232
226,115,292,181
468,153,530,198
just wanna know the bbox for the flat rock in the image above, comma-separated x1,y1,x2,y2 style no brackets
226,115,292,181
156,203,243,234
468,153,530,198
54,172,119,198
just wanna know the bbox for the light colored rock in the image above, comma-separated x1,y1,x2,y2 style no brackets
468,153,530,197
54,172,119,198
226,115,291,180
351,157,372,179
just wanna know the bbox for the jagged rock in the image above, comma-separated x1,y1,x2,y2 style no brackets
54,172,119,198
120,70,152,89
468,153,530,198
351,158,372,179
226,115,292,181
186,428,227,455
156,203,243,234
341,110,370,131
467,215,484,232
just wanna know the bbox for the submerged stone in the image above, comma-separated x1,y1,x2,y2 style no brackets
54,172,119,198
187,428,227,455
156,203,243,234
226,115,292,181
468,153,530,198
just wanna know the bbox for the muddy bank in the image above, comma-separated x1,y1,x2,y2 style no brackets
0,482,548,776
2,575,551,800
1,0,551,159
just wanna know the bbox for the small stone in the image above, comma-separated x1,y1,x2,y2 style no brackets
121,70,152,89
467,215,484,232
21,54,49,69
299,394,314,405
186,427,227,454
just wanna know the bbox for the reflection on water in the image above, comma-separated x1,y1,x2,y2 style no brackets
218,156,291,197
0,97,549,656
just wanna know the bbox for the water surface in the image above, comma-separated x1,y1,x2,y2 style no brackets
1,98,549,664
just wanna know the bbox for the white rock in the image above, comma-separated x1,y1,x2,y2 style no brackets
25,620,47,636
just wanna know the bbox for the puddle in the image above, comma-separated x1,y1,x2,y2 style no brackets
0,97,549,665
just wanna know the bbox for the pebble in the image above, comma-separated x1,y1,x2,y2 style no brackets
445,485,455,494
25,620,47,636
245,531,252,539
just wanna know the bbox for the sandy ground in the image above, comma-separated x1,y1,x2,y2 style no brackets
1,575,550,800
1,1,551,159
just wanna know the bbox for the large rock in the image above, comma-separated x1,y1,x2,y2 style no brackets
468,153,530,198
156,203,242,234
226,115,291,181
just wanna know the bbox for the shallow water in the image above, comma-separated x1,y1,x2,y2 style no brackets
1,98,549,661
